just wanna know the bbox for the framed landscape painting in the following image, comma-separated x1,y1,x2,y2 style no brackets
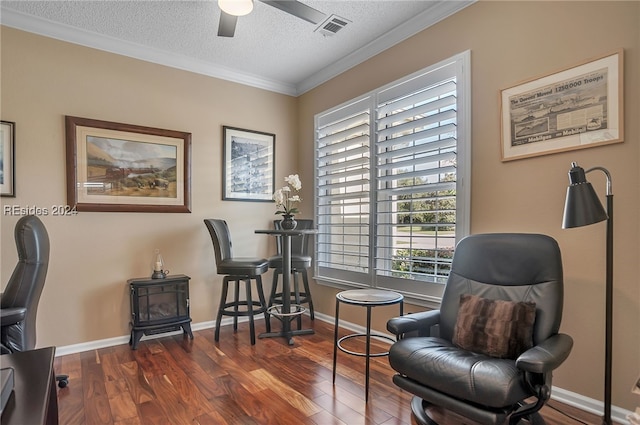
65,116,191,212
1,121,15,197
222,126,275,202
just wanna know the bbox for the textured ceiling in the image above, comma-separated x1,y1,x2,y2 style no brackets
0,1,473,95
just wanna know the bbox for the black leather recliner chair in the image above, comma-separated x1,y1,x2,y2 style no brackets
0,215,68,387
387,233,573,425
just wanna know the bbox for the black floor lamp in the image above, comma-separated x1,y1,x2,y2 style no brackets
562,161,613,425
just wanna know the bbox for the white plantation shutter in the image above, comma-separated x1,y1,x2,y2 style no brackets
315,96,372,284
314,51,470,303
375,66,459,298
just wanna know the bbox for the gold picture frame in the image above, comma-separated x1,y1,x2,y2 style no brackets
65,116,191,212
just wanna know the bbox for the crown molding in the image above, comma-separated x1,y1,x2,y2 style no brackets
0,7,299,96
1,2,475,97
294,0,475,95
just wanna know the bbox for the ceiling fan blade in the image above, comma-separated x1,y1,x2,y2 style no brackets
260,1,326,25
218,11,238,37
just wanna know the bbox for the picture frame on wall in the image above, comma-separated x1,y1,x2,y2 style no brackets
1,120,16,197
500,50,623,161
65,116,192,212
222,126,275,202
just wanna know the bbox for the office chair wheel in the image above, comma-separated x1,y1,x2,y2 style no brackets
56,375,69,388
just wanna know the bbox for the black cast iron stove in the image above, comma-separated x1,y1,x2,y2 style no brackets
128,274,193,349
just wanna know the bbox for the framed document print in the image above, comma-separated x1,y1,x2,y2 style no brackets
500,50,623,161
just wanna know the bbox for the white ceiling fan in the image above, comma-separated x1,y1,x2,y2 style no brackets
217,0,327,37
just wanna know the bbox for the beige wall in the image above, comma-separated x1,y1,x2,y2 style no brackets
0,28,298,346
298,0,639,412
1,0,639,414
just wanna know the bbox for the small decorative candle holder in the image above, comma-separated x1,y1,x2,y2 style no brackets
151,248,168,279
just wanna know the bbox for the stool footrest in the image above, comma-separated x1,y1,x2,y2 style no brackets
220,300,267,317
267,304,306,318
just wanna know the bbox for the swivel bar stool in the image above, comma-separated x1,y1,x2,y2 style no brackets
204,219,270,345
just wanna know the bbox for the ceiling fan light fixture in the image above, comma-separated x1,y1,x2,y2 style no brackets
219,0,254,17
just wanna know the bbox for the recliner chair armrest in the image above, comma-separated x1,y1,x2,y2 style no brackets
0,307,27,325
387,310,440,337
516,333,573,374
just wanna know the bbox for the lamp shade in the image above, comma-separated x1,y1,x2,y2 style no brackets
562,163,608,228
218,0,254,16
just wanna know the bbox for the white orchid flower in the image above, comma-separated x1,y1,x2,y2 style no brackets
273,189,284,205
285,174,302,190
275,174,303,215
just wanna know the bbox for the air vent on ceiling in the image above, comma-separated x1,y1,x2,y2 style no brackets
315,14,350,37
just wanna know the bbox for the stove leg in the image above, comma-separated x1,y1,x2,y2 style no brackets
130,330,144,350
182,323,194,339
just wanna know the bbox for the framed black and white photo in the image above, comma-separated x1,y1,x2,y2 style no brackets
500,50,623,161
222,126,275,202
1,120,16,197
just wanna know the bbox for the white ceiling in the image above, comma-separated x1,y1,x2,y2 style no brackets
0,1,473,96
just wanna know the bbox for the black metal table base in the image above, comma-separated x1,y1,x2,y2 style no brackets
255,228,317,345
259,328,315,346
260,304,313,345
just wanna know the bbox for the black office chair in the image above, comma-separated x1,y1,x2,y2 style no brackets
0,215,69,387
386,233,573,425
268,219,315,329
204,219,271,345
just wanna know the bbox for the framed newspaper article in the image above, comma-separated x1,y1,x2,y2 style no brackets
500,50,623,161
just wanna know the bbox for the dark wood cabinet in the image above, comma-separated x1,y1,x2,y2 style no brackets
0,347,58,425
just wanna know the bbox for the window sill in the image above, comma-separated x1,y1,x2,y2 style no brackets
313,275,442,310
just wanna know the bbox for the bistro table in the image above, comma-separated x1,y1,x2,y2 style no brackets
332,289,404,402
255,228,317,345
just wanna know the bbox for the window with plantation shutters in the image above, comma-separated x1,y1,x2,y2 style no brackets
315,96,372,284
314,51,470,303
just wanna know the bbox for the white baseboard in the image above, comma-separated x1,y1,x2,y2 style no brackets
551,386,632,425
53,313,633,424
53,319,218,357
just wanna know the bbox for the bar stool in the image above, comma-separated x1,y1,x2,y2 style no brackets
268,219,315,329
204,219,270,345
332,289,403,402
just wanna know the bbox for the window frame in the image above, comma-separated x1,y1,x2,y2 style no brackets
313,51,471,306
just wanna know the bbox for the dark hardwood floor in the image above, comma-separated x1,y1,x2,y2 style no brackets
54,317,599,424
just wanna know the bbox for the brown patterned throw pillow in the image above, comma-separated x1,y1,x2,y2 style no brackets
452,294,536,359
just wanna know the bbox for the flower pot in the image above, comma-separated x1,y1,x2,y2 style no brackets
281,214,297,230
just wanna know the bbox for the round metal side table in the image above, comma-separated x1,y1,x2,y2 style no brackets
332,288,404,402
